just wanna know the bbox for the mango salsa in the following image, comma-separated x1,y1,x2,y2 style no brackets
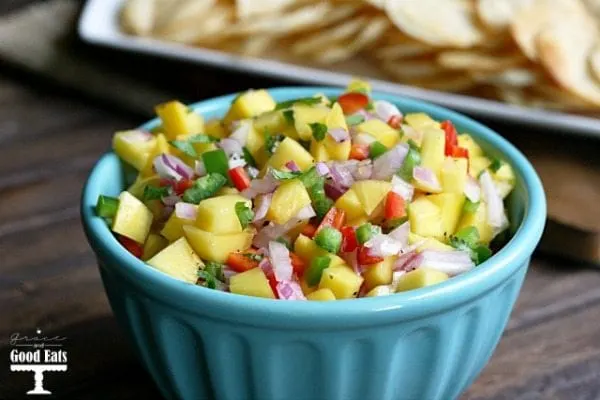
97,79,514,300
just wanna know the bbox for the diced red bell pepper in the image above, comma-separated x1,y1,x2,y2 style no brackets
301,223,318,238
228,166,251,191
340,226,358,252
290,252,307,276
349,143,370,161
451,146,469,159
388,115,402,129
173,178,194,195
338,92,369,115
357,245,384,265
441,120,458,156
226,250,260,272
118,235,143,258
384,191,406,220
264,268,279,299
316,207,346,234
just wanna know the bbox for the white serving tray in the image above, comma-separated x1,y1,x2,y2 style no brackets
79,0,600,139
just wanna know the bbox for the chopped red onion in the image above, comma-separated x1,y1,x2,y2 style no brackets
194,160,206,177
328,127,350,143
464,176,481,203
154,154,194,181
413,166,442,192
354,133,376,146
329,163,355,188
391,175,414,201
479,171,509,235
269,241,293,282
364,234,403,257
175,202,197,220
120,130,153,142
228,153,247,169
247,166,260,179
372,143,409,180
276,280,306,300
162,195,181,207
218,138,243,157
295,204,316,220
324,181,347,200
393,250,423,272
222,266,237,283
229,121,250,147
418,250,475,276
315,162,330,176
241,174,279,199
354,160,373,181
373,100,402,123
388,221,410,250
342,250,362,275
259,256,272,274
253,193,273,223
285,160,300,172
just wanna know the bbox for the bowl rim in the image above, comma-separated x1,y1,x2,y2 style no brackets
81,87,546,326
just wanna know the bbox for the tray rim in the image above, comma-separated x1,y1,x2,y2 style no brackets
78,0,600,139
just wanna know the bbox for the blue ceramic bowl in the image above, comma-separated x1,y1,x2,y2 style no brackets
81,88,546,400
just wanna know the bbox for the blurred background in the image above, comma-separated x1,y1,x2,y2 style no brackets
1,1,600,399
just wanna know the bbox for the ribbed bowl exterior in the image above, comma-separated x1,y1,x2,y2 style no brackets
98,260,527,400
82,88,546,400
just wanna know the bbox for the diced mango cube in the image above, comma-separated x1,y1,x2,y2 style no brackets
306,288,336,301
441,157,468,194
395,268,449,292
420,127,446,176
147,237,203,283
408,197,444,238
267,179,312,225
293,104,329,141
184,226,253,263
204,118,228,139
469,156,491,178
113,130,157,171
355,119,400,148
318,265,363,299
223,89,276,126
457,202,494,244
142,233,168,261
267,137,314,171
363,256,395,291
408,233,454,251
346,79,371,93
366,285,393,297
127,174,161,199
458,134,483,157
196,195,250,234
155,101,203,139
112,191,153,244
140,133,170,177
229,267,275,299
161,210,196,242
310,140,330,162
352,180,392,216
404,113,440,130
254,110,298,140
427,193,465,238
335,188,367,221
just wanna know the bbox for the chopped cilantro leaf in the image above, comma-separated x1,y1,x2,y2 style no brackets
204,262,225,281
283,109,295,125
309,122,328,142
242,147,257,167
235,202,254,229
187,134,217,143
143,185,170,201
270,168,301,180
275,97,321,110
489,158,503,173
169,140,198,158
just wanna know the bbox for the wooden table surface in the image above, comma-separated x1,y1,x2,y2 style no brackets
2,2,600,400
